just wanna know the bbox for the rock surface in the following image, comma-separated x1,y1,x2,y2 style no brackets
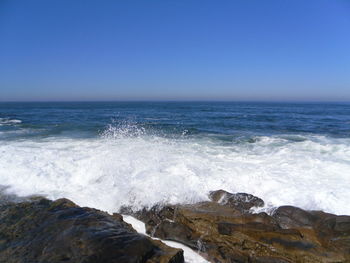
122,190,350,263
0,197,184,263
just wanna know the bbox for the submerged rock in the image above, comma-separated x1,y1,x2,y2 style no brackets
123,190,350,263
0,197,184,263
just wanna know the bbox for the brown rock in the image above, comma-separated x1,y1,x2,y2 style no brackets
272,206,317,229
209,189,265,213
0,197,184,263
124,191,350,263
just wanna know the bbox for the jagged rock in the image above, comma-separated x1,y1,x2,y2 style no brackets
209,189,265,213
123,190,350,263
0,197,184,263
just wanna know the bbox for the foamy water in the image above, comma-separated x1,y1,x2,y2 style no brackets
123,215,209,263
0,118,22,125
1,131,350,215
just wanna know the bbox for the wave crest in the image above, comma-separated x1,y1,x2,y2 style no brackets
0,118,22,125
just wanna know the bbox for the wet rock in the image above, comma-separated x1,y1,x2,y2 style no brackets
272,206,317,229
209,189,264,213
0,197,184,263
124,190,350,263
311,212,350,253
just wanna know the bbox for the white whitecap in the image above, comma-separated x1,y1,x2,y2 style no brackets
0,118,22,125
0,132,350,215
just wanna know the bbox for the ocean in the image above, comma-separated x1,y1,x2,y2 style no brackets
1,101,350,215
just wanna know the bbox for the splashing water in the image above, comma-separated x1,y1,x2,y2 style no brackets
0,102,350,215
100,119,146,139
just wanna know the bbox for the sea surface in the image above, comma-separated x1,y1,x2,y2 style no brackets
1,102,350,215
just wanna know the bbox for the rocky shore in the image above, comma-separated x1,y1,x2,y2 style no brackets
121,190,350,263
0,197,183,263
1,190,349,263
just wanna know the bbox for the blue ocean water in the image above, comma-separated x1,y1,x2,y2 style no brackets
1,102,350,214
1,101,350,140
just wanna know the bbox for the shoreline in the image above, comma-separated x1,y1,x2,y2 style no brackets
1,190,349,262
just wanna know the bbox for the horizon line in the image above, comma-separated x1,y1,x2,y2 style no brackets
1,99,350,104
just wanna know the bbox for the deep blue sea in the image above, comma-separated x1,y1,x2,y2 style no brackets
1,102,350,214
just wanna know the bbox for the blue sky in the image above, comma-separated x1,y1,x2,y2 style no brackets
0,0,349,101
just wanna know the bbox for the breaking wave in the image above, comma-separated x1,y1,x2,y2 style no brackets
1,122,350,215
0,118,22,125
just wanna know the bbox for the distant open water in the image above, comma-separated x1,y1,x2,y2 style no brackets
0,102,350,214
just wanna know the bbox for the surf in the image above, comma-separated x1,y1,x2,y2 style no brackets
0,123,350,215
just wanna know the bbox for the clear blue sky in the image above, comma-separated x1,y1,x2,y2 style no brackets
0,0,349,101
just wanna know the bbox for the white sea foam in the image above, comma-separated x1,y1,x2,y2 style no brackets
0,126,350,215
0,118,22,125
123,215,209,263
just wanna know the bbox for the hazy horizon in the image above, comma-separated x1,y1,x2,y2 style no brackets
1,99,350,104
